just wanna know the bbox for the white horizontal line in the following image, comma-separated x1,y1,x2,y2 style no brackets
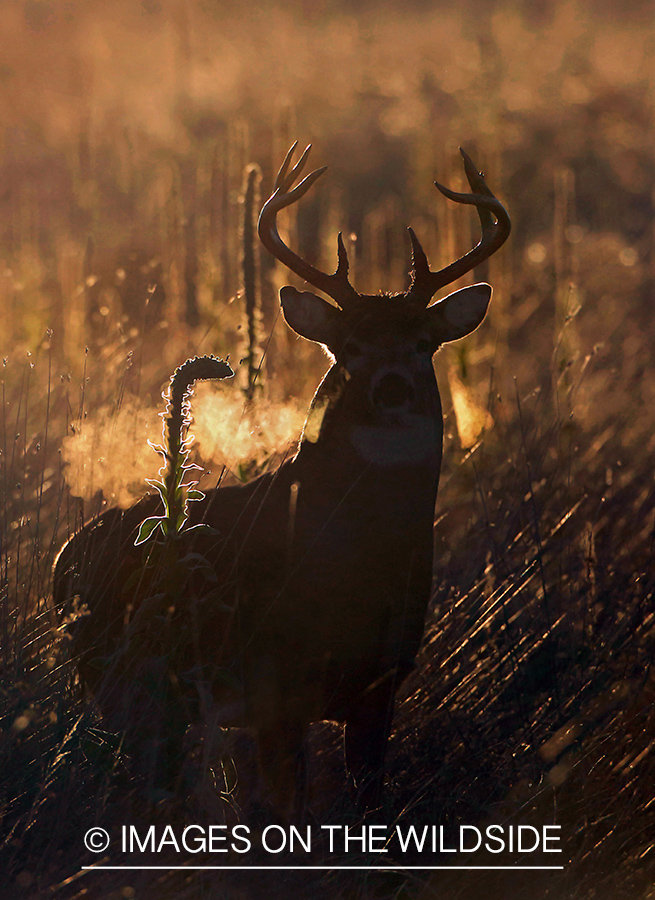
82,865,565,871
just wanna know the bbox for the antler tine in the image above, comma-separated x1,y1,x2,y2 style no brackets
407,226,431,281
408,148,511,306
272,165,328,214
274,142,316,195
259,144,361,311
272,141,298,191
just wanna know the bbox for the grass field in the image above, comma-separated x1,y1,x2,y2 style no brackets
1,0,654,897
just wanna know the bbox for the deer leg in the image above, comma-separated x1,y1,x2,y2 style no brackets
93,655,191,796
256,720,308,820
344,682,396,811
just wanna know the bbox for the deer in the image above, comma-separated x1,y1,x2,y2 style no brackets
53,144,510,816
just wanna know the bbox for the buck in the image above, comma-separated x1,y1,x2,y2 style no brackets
54,144,510,814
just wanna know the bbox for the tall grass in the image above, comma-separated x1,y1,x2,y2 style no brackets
1,0,654,897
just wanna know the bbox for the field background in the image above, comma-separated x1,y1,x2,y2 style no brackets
1,0,655,897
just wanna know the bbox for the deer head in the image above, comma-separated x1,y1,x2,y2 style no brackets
259,144,511,467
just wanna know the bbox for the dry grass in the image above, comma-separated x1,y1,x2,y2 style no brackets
1,0,654,897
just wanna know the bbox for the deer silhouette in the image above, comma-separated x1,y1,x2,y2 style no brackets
54,144,510,815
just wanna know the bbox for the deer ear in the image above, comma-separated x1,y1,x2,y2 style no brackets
428,283,492,343
280,286,343,348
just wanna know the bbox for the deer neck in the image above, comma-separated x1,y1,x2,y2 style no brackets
293,361,443,498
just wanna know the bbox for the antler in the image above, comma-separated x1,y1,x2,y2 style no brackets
258,143,361,312
407,148,511,306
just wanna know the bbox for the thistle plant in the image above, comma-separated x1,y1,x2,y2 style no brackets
92,355,234,793
135,355,233,546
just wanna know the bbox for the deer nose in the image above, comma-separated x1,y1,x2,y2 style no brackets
372,371,415,410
